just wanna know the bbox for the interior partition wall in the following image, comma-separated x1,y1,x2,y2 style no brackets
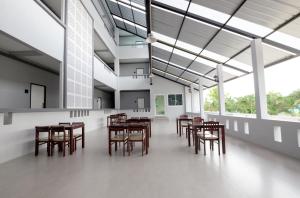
66,0,94,109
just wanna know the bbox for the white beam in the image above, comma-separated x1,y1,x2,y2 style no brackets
251,39,267,119
217,64,225,115
198,78,204,118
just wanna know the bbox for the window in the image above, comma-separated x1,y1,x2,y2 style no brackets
224,74,256,115
204,87,219,112
168,94,183,106
265,57,300,119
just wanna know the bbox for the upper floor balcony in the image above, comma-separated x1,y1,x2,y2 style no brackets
94,55,117,90
119,44,149,63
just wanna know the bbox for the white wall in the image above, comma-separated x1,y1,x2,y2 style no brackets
94,56,117,90
118,76,150,90
0,55,59,108
120,62,149,76
0,109,116,164
119,45,148,62
151,76,185,120
207,114,300,159
0,0,64,61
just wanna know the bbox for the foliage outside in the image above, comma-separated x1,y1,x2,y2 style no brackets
204,87,300,117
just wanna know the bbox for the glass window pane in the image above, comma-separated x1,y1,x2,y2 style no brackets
176,94,183,105
265,57,300,119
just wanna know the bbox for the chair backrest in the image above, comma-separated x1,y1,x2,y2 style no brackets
127,125,144,134
72,122,84,125
180,114,188,118
50,125,66,133
35,126,50,140
203,121,219,135
193,117,203,123
59,122,70,126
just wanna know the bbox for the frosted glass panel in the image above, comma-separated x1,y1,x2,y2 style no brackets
66,0,93,109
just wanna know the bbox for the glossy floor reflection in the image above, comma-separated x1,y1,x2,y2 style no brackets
0,120,300,198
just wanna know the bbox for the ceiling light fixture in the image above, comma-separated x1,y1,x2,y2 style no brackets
145,33,157,43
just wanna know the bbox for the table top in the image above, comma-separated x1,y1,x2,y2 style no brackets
188,123,225,127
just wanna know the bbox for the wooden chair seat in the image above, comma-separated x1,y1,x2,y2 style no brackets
111,134,128,141
199,134,219,140
128,134,145,141
52,136,70,141
38,137,50,142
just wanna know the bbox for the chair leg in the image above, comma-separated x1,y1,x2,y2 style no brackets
115,142,118,152
63,142,66,157
35,141,39,156
47,142,50,156
142,140,144,156
218,140,220,155
204,140,206,156
123,142,126,156
109,142,112,156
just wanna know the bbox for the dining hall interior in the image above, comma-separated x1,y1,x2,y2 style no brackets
0,0,300,197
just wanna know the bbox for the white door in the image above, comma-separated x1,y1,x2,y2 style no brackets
137,97,145,109
136,68,144,75
30,84,45,108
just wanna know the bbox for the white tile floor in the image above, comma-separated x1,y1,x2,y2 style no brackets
0,120,300,198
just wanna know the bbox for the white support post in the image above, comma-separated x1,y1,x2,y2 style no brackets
59,63,64,109
251,39,267,119
190,84,194,113
217,64,225,115
114,29,120,109
198,78,204,118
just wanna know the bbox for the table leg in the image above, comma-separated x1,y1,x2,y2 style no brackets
176,119,178,135
222,126,226,154
146,127,149,154
82,125,85,148
179,121,182,137
188,125,191,147
70,128,73,155
195,127,198,154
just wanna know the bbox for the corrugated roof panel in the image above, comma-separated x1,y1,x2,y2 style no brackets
233,0,300,30
191,0,243,15
107,0,122,17
133,9,146,26
205,29,251,58
178,17,219,49
153,47,172,60
152,6,184,38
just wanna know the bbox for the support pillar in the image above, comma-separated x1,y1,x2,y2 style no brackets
198,78,204,118
251,39,267,119
217,64,225,115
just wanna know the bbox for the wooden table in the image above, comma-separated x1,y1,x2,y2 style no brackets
190,123,226,154
109,122,150,154
176,117,192,137
59,123,85,155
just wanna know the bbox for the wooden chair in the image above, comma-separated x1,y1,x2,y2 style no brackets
72,122,84,151
35,126,51,156
50,125,71,157
127,125,146,156
198,121,220,155
187,117,204,146
108,125,128,156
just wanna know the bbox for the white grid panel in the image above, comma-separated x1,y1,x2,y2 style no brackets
66,0,93,109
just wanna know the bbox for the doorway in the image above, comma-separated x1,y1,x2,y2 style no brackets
136,68,144,76
137,97,145,109
30,83,46,108
155,95,165,115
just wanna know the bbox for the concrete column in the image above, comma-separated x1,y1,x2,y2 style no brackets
190,84,194,113
114,29,120,109
198,78,204,118
251,39,267,119
59,62,64,109
114,58,120,109
217,64,225,115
